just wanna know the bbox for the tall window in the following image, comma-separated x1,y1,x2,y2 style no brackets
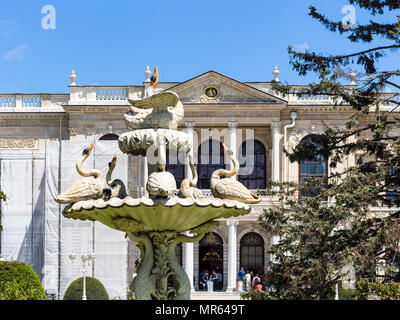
166,152,185,187
197,140,224,189
240,232,264,275
299,135,327,197
238,140,266,189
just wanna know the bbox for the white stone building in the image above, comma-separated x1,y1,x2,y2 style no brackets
0,67,398,299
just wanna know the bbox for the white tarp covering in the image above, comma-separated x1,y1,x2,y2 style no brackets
47,140,128,299
93,141,128,299
43,142,60,296
2,141,130,299
1,155,45,279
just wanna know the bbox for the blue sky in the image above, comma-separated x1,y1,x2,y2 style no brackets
0,0,398,93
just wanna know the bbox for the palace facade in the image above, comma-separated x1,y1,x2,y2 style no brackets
0,67,398,299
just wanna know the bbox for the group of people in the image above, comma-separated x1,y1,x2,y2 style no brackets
199,269,223,291
237,267,268,292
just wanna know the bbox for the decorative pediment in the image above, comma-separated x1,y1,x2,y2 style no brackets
166,70,286,104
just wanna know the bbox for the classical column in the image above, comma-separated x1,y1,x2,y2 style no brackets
184,121,195,292
185,121,195,180
228,121,238,180
226,220,239,292
271,121,281,185
270,122,281,263
270,236,280,264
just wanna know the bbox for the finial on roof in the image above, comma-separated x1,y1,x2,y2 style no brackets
273,65,280,83
350,69,356,86
70,69,77,86
144,66,151,83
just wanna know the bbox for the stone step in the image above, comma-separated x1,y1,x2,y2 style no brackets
190,291,242,300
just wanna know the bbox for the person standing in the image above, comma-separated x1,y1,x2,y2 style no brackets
252,274,261,289
245,270,251,291
216,270,223,291
210,270,218,292
237,266,245,292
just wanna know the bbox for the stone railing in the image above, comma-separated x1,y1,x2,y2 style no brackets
68,86,140,105
96,87,127,101
0,94,68,112
288,86,337,105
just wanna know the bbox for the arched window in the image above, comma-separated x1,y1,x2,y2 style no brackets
299,135,328,198
197,140,224,189
238,140,266,189
99,133,119,140
165,152,185,187
240,232,264,275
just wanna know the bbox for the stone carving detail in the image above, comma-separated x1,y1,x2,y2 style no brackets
85,127,94,135
0,137,39,149
68,128,78,136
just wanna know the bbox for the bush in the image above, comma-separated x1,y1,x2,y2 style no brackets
63,277,109,300
0,261,47,300
326,286,356,300
355,279,400,300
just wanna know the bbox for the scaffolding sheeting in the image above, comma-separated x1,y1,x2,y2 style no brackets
1,140,129,299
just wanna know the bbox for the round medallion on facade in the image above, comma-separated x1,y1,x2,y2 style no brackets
203,86,220,100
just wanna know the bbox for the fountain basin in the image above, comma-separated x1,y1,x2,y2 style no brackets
63,196,250,233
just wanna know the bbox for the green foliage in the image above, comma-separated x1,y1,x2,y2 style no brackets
356,279,400,300
241,289,277,300
63,276,109,300
326,286,356,300
0,261,47,300
262,0,400,300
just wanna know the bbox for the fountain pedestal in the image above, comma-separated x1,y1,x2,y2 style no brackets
63,196,250,300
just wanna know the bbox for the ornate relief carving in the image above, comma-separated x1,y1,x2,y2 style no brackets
68,127,78,136
0,137,39,149
84,127,94,135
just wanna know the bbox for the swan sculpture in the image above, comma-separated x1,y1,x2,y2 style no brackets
104,155,128,200
178,155,204,199
124,91,184,129
54,144,107,204
210,143,261,204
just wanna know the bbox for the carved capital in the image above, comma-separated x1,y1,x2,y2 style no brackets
228,121,238,133
271,121,281,133
226,220,239,226
185,121,195,130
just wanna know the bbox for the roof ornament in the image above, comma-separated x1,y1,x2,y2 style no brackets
350,69,356,86
144,66,151,83
70,69,77,86
272,65,280,83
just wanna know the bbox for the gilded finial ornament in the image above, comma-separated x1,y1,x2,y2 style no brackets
150,66,159,89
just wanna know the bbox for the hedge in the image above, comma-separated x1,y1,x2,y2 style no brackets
0,261,47,300
63,276,109,300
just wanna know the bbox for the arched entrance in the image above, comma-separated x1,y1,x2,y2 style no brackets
240,232,264,275
198,232,223,289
